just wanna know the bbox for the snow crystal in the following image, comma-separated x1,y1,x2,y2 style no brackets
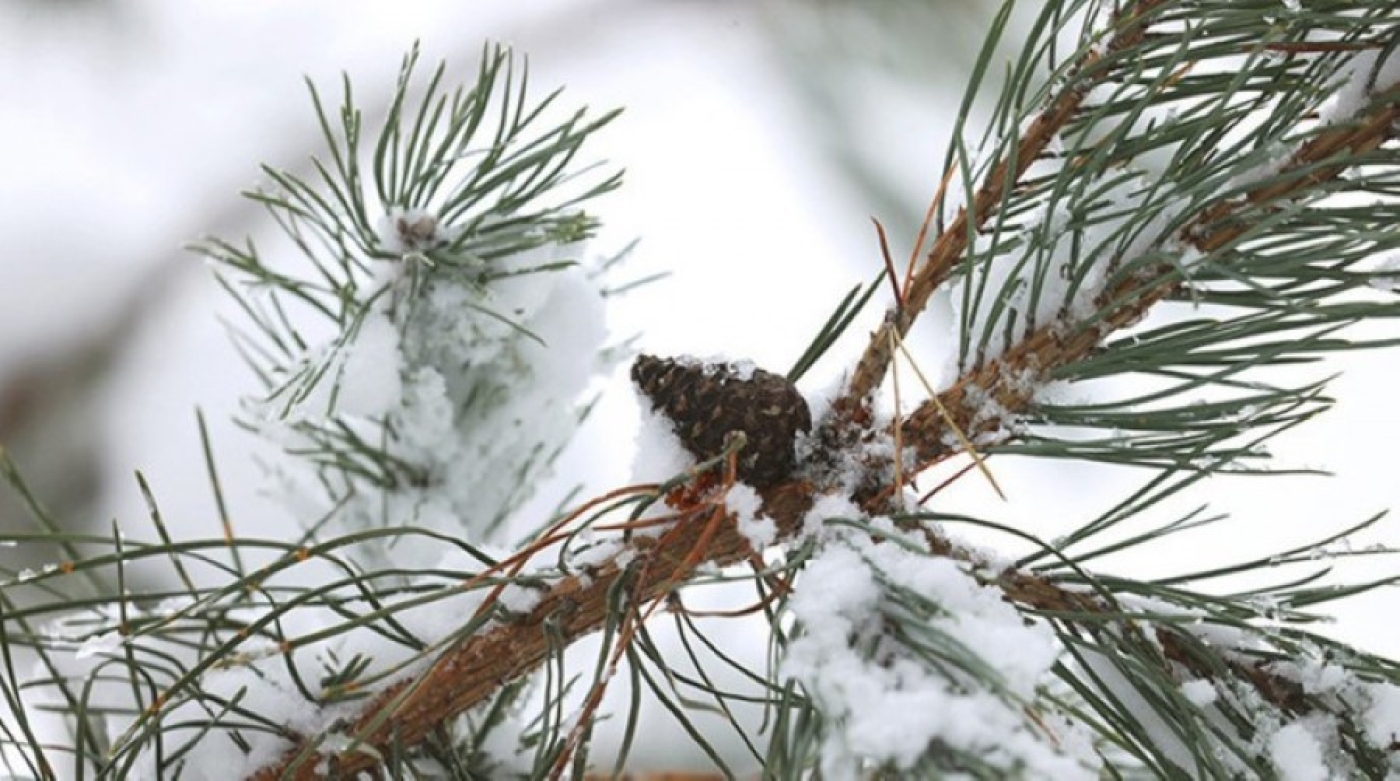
497,583,544,615
140,576,498,775
1268,721,1329,781
784,543,880,630
1321,47,1400,127
883,553,1057,696
565,534,625,572
370,254,612,553
122,658,332,781
937,18,1399,387
1126,594,1258,653
662,353,757,381
393,367,455,454
137,229,625,775
1368,250,1400,292
727,483,776,549
258,239,615,568
1363,682,1400,748
726,359,756,381
1225,140,1294,192
1295,661,1351,695
629,393,696,485
335,311,403,416
1271,658,1400,754
1180,678,1218,707
7,562,60,587
74,630,124,660
800,492,863,539
961,382,1015,433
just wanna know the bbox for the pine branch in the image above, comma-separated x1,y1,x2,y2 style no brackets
835,0,1171,414
897,77,1400,468
6,4,1400,779
249,482,816,780
250,468,1394,777
244,6,1400,773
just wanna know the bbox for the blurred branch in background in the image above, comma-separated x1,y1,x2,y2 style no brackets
759,0,1004,239
0,255,181,566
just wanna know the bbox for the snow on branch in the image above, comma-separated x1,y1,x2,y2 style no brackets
5,5,1400,780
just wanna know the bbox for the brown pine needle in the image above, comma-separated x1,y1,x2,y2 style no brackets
887,331,907,504
919,460,978,505
891,333,1007,501
871,216,906,310
905,162,959,295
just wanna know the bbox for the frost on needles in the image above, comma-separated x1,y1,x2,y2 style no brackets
6,5,1400,781
165,45,624,777
211,46,624,565
245,223,610,565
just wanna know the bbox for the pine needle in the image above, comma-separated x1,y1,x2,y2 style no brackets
891,332,1007,501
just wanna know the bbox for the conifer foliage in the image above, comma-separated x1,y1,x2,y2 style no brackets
3,3,1400,779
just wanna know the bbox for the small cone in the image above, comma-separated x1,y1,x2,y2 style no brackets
632,354,811,487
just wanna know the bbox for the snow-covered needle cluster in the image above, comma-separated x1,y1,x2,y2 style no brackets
249,217,610,564
220,50,622,563
2,44,631,780
5,3,1400,780
781,503,1091,777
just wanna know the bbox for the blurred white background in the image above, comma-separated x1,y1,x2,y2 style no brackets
1,0,1397,772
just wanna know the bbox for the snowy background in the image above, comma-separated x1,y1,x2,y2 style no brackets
2,0,1397,772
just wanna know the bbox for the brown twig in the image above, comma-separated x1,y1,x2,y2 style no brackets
898,92,1400,465
871,217,906,311
905,162,959,297
550,448,744,780
994,564,1314,721
251,482,815,780
248,11,1400,777
834,0,1172,413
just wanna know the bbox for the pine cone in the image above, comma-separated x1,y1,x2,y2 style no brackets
631,354,811,487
